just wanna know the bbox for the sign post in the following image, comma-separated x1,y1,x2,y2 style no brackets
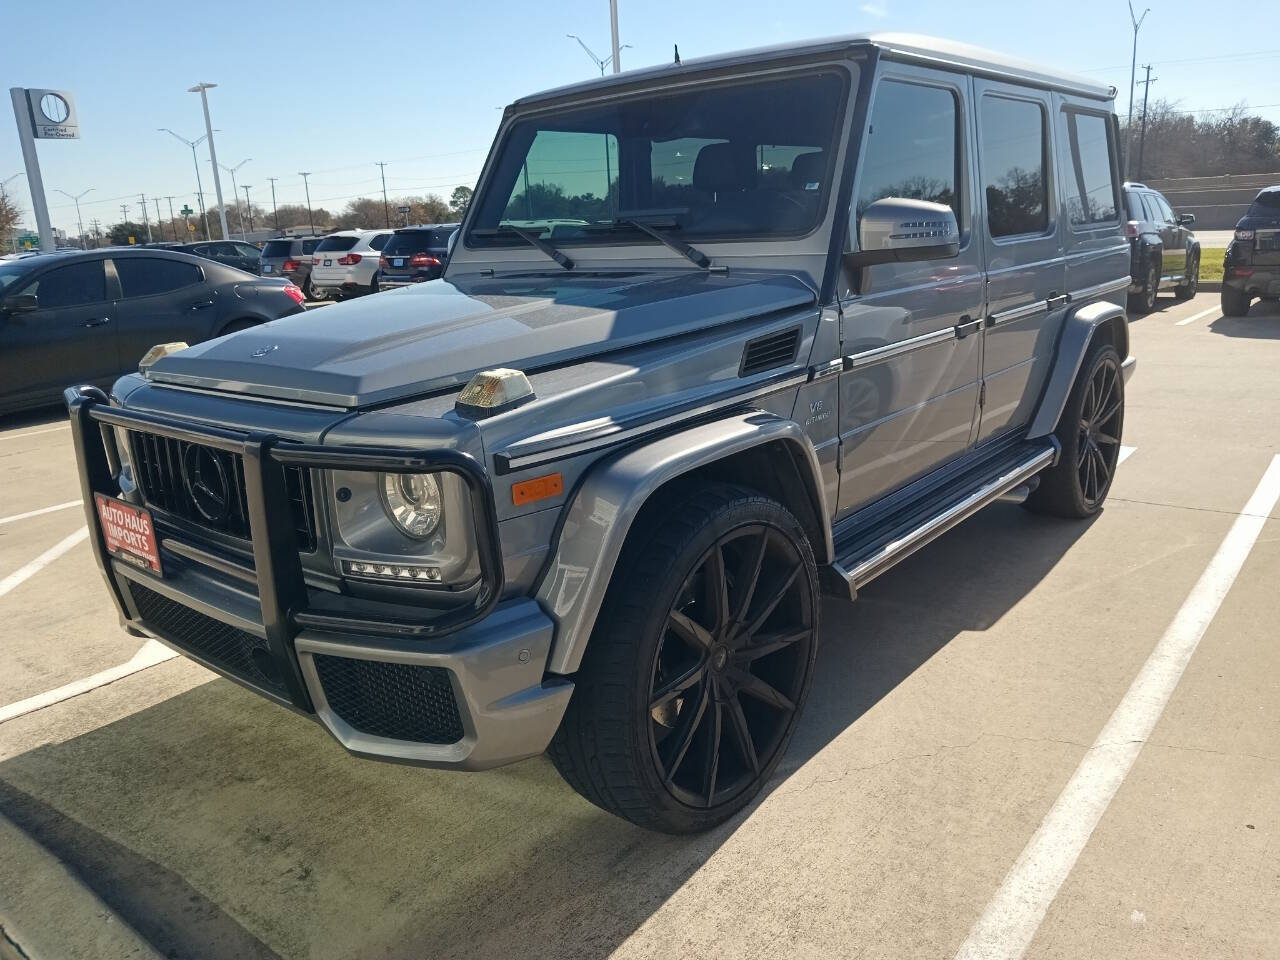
8,87,79,252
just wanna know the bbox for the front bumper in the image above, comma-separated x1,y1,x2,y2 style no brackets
66,387,571,770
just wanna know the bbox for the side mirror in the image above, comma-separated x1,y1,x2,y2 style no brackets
847,198,960,268
2,293,38,314
447,229,459,257
1177,212,1196,226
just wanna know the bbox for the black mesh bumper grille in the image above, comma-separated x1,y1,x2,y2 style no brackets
128,582,286,695
313,655,464,744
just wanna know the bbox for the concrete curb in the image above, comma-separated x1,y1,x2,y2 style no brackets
0,811,163,960
1198,280,1223,292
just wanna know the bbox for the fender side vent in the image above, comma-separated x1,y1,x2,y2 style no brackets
740,327,800,377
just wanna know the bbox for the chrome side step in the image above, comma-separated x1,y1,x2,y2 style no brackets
828,444,1056,600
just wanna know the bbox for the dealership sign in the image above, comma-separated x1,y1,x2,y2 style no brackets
25,88,78,139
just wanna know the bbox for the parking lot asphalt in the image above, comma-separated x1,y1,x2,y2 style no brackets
0,291,1277,959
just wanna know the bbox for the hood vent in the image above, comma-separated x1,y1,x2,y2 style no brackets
740,327,800,376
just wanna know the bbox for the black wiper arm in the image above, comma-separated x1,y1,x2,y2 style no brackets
617,217,711,269
474,224,574,271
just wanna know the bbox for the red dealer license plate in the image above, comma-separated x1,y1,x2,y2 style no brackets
94,494,162,575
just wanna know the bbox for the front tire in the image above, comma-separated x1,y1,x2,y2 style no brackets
549,484,819,833
1221,285,1251,317
1024,341,1124,519
1175,251,1199,300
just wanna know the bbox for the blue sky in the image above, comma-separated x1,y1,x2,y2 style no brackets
3,0,1273,235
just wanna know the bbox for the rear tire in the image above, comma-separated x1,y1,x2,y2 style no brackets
301,275,315,300
1127,260,1159,314
1221,285,1251,317
1024,341,1124,519
549,483,819,833
220,319,259,335
369,273,380,295
1175,251,1199,300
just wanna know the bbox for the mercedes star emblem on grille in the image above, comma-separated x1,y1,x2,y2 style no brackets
181,445,232,525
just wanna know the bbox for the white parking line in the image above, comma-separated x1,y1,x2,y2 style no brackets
0,499,82,526
1175,305,1220,327
0,639,177,724
1118,445,1137,466
954,453,1280,960
0,424,69,441
0,527,89,600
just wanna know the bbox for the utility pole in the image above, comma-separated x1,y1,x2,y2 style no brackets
189,82,229,241
159,129,213,239
1137,65,1156,181
165,196,176,242
54,188,93,249
376,161,390,227
267,176,280,234
242,184,254,234
120,203,130,243
91,218,100,248
138,193,153,243
299,172,315,235
219,159,250,239
1126,1,1150,179
609,0,622,73
154,197,163,240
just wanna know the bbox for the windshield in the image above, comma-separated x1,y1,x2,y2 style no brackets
315,235,359,252
0,260,34,292
469,70,849,248
261,240,294,258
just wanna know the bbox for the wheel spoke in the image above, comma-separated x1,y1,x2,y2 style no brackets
701,700,722,804
668,609,713,651
705,544,730,634
659,681,708,783
1094,429,1120,447
738,628,809,662
733,530,769,627
725,694,760,775
1091,441,1112,488
735,668,796,713
1097,397,1122,426
650,660,707,711
742,563,801,639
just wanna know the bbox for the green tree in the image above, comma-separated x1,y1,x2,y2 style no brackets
449,185,473,218
108,221,151,246
0,192,21,247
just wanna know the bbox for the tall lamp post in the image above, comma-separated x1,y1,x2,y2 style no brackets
189,82,229,241
1126,1,1151,179
219,158,251,239
54,187,93,248
159,128,212,240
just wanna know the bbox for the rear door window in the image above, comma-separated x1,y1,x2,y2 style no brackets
1061,111,1118,227
1140,193,1161,222
22,260,107,308
1152,194,1176,223
315,236,358,253
114,258,204,298
981,95,1049,238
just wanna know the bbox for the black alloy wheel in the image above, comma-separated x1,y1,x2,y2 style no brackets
1075,351,1123,507
1141,261,1159,312
648,523,814,810
1176,252,1199,299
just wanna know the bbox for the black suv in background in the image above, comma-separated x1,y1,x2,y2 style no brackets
175,240,262,274
1123,182,1200,313
1222,186,1280,317
259,235,325,299
377,224,458,288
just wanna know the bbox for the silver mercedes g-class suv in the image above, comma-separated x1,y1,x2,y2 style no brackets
68,33,1134,833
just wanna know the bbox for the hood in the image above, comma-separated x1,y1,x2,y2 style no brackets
145,271,815,408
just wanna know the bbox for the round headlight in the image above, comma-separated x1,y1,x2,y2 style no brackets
381,472,442,539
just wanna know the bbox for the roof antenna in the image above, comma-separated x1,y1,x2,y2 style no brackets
673,44,681,65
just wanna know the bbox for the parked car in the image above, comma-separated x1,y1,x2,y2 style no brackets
1,248,304,414
1122,182,1200,313
309,229,393,299
378,224,459,288
259,235,325,300
66,33,1134,833
1222,185,1280,317
175,240,262,274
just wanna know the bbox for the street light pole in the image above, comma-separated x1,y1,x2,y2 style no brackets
299,172,315,235
54,187,93,248
160,128,212,239
609,0,622,74
1126,1,1150,180
267,176,280,235
189,82,229,241
220,158,251,239
567,34,631,75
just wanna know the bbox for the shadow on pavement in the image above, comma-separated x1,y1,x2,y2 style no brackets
0,403,68,431
0,503,1091,959
1209,298,1280,339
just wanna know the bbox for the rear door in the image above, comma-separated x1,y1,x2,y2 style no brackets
0,258,117,403
974,79,1065,442
1151,192,1185,278
112,256,214,367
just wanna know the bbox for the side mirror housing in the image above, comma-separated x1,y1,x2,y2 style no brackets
447,229,459,257
3,293,38,314
847,198,960,268
1177,212,1196,226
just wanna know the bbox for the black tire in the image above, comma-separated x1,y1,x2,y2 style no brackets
1128,260,1159,314
1024,341,1124,519
301,275,315,300
220,318,259,336
368,273,380,295
1221,285,1251,317
1175,251,1199,300
549,483,819,833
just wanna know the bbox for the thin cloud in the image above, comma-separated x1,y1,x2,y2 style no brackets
860,1,888,15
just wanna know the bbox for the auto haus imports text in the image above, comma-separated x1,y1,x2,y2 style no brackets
98,500,154,549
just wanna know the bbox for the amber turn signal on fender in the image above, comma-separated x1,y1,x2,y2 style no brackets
511,472,564,506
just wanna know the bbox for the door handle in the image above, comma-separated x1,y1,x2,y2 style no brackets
190,300,214,310
1046,293,1069,310
82,317,110,328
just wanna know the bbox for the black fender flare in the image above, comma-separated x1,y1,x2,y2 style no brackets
1026,300,1128,440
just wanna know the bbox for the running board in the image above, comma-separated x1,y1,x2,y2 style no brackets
826,442,1056,600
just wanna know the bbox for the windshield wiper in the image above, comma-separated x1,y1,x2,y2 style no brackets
615,216,711,269
473,224,574,271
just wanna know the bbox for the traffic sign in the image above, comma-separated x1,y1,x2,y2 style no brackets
180,205,193,217
17,233,38,249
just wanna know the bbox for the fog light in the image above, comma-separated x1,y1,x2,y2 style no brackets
344,560,442,583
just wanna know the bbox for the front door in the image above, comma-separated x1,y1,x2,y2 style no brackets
974,80,1066,442
0,258,117,407
835,67,983,516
